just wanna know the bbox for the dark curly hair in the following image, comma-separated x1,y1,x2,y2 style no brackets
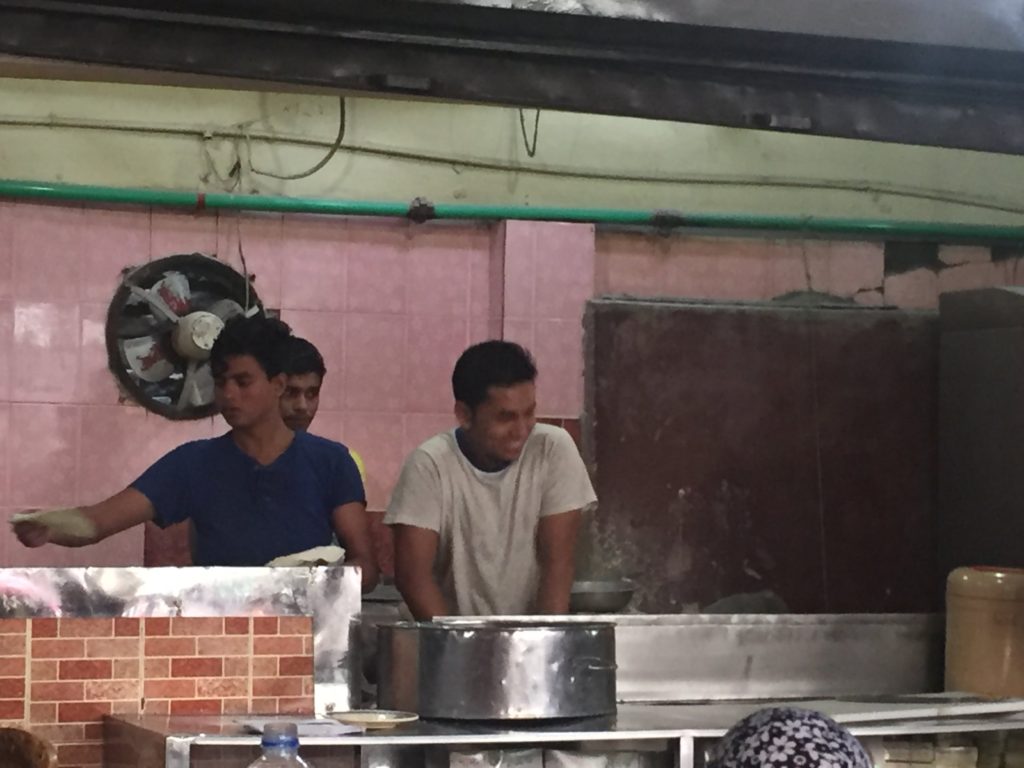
452,340,537,410
210,314,293,379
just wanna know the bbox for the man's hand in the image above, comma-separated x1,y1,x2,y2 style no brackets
393,524,451,620
12,516,50,548
332,502,380,592
536,509,583,615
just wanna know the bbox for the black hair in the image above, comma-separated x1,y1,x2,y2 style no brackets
282,336,327,378
210,314,293,379
452,340,537,409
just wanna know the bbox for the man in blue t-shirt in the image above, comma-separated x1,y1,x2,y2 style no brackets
12,315,379,590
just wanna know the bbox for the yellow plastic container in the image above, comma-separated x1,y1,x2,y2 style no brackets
946,566,1024,697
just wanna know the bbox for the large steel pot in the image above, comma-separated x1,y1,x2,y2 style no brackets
377,620,616,720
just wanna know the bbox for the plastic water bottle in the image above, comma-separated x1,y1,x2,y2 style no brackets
248,723,315,768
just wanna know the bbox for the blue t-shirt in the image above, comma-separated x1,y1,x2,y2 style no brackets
132,431,366,566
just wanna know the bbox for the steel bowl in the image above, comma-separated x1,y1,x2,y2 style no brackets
569,579,635,613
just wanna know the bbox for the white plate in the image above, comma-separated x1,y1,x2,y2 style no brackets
331,710,419,729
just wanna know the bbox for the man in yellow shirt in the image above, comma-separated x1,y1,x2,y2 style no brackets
280,336,366,480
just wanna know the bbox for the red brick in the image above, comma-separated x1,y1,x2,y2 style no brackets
144,658,170,677
31,619,58,638
32,723,85,743
0,620,26,635
60,660,113,680
278,697,314,715
58,701,111,723
253,677,303,697
172,618,223,636
171,658,222,677
144,618,170,636
113,659,139,679
224,617,250,635
144,637,196,656
143,699,170,715
278,617,312,635
84,679,139,701
222,698,250,715
0,658,25,676
197,636,248,656
32,681,84,701
144,679,195,699
57,742,104,765
115,618,140,637
0,635,26,656
31,638,84,658
224,657,250,677
252,657,276,677
85,637,138,658
303,636,313,655
109,698,139,715
196,677,248,698
84,723,105,740
32,660,59,683
253,617,279,635
0,700,24,720
169,698,221,715
0,679,25,698
30,703,57,723
302,678,314,696
250,698,278,714
278,656,312,676
59,618,113,638
253,637,304,655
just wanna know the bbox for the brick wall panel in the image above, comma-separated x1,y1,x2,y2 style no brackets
144,679,196,699
30,660,57,681
59,618,113,638
31,638,83,658
59,660,112,680
144,637,196,656
225,617,250,634
171,657,223,677
0,658,25,676
172,618,224,636
85,637,138,658
115,618,141,636
145,618,170,636
170,698,222,715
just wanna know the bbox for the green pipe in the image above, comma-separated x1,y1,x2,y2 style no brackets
2,178,1023,243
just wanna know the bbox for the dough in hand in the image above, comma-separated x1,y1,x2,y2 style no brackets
266,545,345,567
11,508,98,540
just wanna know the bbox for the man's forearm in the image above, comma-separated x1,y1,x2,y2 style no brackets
536,560,575,614
345,552,380,592
398,577,451,620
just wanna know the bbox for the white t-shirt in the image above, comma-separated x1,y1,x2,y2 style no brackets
384,423,597,616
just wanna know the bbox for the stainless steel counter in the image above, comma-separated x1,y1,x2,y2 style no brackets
104,700,1024,768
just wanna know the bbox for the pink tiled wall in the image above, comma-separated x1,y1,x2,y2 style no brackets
0,202,536,568
1,199,1015,570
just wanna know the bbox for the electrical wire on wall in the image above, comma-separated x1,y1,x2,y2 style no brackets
518,108,541,158
2,110,1024,217
247,97,346,181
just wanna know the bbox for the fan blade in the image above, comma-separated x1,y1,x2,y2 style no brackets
177,361,214,410
127,285,180,324
206,299,245,323
122,336,176,383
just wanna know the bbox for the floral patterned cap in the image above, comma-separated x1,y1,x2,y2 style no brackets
708,707,872,768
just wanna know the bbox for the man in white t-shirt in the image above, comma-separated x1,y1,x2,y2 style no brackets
385,341,597,618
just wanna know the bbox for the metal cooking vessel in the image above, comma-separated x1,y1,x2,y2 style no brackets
377,620,616,720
